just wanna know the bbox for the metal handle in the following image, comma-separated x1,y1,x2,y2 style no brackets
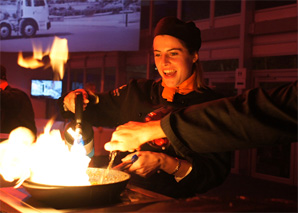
75,91,83,126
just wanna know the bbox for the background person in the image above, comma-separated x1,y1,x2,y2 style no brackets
59,16,231,198
0,65,37,137
0,64,37,187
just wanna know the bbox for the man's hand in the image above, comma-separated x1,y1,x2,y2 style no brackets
120,151,192,179
63,89,89,113
104,120,166,152
122,151,162,177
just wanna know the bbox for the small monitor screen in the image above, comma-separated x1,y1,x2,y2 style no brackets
31,80,62,99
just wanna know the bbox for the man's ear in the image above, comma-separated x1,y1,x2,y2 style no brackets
193,52,199,63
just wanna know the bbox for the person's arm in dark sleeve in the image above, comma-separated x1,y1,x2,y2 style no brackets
161,81,297,153
57,79,153,128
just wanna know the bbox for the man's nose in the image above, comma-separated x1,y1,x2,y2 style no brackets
161,54,170,66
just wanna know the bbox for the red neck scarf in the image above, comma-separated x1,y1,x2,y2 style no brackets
161,72,196,102
0,81,8,91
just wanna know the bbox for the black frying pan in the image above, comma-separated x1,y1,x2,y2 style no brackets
22,168,130,209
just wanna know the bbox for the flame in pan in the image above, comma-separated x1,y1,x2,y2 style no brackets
0,121,90,187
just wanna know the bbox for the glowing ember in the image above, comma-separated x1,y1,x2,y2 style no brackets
0,120,91,188
17,36,68,80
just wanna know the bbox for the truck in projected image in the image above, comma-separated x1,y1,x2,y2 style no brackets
0,0,51,39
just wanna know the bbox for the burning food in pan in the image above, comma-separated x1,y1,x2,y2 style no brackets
0,123,129,187
0,125,131,208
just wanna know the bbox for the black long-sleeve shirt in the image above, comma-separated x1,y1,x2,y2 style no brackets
0,85,36,136
161,81,297,154
58,79,231,198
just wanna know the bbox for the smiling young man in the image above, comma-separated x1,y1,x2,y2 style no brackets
153,35,198,88
59,16,231,198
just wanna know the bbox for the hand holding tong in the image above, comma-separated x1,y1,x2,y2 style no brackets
113,154,138,171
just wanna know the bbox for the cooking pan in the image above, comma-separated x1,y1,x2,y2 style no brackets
22,168,130,209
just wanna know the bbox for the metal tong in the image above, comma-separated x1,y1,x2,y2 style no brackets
113,154,138,171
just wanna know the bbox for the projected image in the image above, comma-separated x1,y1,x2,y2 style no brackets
0,0,141,52
31,80,62,99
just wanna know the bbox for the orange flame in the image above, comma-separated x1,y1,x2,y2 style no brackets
17,52,44,69
0,120,91,187
17,36,68,80
49,37,68,80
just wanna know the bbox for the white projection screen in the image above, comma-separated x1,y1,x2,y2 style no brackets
0,0,141,52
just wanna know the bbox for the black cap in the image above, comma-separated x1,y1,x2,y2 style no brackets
0,65,7,81
154,16,201,52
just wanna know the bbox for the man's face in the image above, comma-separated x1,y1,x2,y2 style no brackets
153,35,198,88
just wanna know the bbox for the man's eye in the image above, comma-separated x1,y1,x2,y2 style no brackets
154,53,161,57
169,52,178,56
